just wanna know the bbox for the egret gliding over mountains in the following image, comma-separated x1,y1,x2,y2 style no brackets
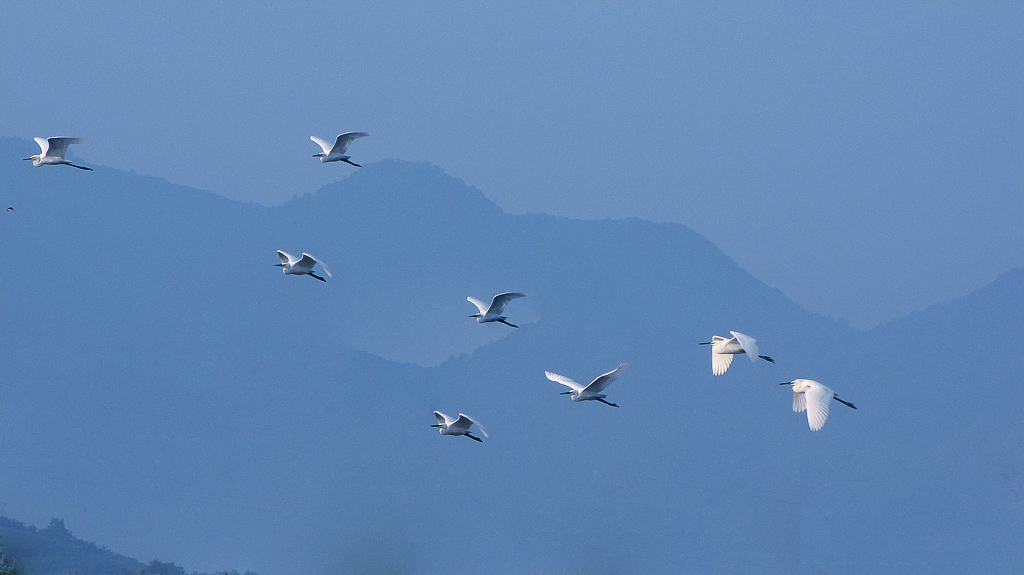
780,379,857,431
24,137,92,170
699,331,775,375
431,411,488,443
546,363,628,408
467,292,527,328
275,251,331,282
310,132,370,167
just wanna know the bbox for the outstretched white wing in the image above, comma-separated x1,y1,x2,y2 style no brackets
331,132,370,155
792,390,807,413
34,137,50,155
545,371,584,391
434,411,453,426
277,250,295,265
455,413,487,437
467,296,490,315
304,253,331,277
449,414,474,433
712,351,734,376
310,136,334,154
293,253,318,273
804,383,833,431
583,363,628,394
45,137,83,159
487,292,526,315
731,331,760,363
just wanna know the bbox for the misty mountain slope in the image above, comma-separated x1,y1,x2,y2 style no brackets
795,267,1024,573
269,157,855,368
2,138,1020,574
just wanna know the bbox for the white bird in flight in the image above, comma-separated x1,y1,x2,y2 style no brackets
431,411,488,442
780,379,856,431
24,137,92,170
546,363,628,408
699,331,775,375
275,250,331,282
467,292,526,328
310,132,370,166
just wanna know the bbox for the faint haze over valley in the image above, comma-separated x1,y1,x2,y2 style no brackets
1,2,1022,574
1,142,1021,574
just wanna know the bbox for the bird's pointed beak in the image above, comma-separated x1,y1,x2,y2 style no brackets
560,391,572,395
430,424,441,428
274,264,284,267
698,342,712,345
778,382,792,385
22,157,32,161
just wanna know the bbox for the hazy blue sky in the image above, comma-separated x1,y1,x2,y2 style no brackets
2,1,1021,328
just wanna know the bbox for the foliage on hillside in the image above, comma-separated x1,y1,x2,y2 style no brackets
0,517,258,575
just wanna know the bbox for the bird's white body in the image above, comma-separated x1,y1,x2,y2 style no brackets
781,379,856,431
24,137,91,170
276,250,331,281
468,292,526,327
432,411,488,442
311,132,369,165
703,331,773,375
546,364,628,406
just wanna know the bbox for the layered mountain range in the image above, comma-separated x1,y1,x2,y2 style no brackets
1,136,1020,574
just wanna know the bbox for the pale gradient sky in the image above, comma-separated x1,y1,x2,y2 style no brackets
2,1,1021,328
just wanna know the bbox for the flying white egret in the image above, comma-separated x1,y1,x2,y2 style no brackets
467,292,526,328
546,363,628,408
780,379,856,431
310,132,370,166
24,137,92,170
275,250,332,282
431,411,488,442
699,331,775,375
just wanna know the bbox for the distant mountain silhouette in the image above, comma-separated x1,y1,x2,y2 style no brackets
0,516,254,575
1,136,1020,574
0,516,174,575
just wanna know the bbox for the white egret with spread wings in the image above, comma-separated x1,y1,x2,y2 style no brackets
467,292,526,328
24,137,92,170
275,250,331,282
699,331,774,375
546,363,628,408
780,379,856,431
431,411,488,443
310,132,369,166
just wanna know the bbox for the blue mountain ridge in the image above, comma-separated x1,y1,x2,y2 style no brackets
1,136,1020,574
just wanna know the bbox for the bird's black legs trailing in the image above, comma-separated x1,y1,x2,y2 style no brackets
68,163,92,171
597,398,619,408
498,319,519,328
308,272,327,282
833,396,857,409
342,158,362,168
466,433,483,443
759,355,775,363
